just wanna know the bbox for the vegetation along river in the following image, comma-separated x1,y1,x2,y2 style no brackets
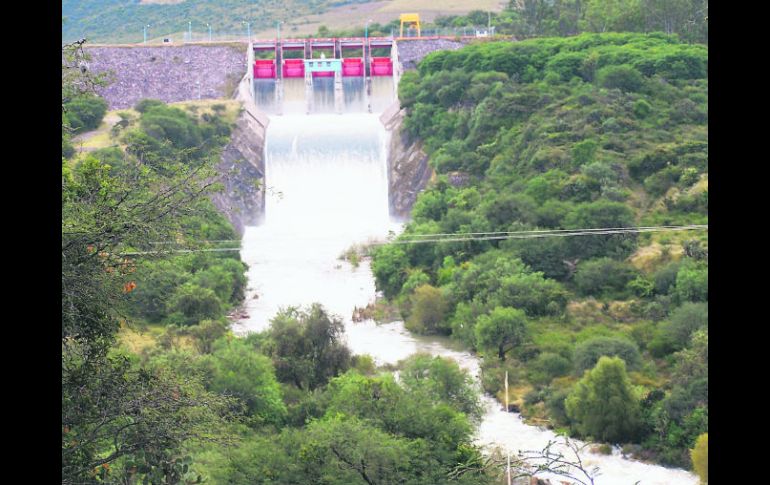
233,77,698,485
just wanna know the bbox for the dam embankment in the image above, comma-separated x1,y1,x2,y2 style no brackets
86,44,247,109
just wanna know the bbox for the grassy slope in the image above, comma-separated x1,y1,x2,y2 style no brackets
69,99,241,165
63,0,506,43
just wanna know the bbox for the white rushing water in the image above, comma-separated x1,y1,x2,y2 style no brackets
235,77,698,485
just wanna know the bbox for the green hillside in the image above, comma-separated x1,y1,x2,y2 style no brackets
62,0,375,43
372,32,707,468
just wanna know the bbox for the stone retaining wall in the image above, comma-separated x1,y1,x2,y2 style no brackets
395,39,467,70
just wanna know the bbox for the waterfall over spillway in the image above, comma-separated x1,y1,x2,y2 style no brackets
237,76,400,332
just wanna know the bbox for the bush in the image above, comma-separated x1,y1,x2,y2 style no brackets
405,285,449,335
648,325,679,358
653,260,682,295
574,258,638,297
597,65,644,92
188,319,230,354
528,352,571,385
64,95,109,134
657,302,708,352
167,283,224,326
628,276,654,298
573,336,642,373
207,338,287,423
572,139,598,166
673,261,708,302
633,99,652,118
371,245,409,298
134,98,166,113
564,200,637,260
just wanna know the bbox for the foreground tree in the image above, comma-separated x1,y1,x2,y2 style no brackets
565,356,642,443
62,40,232,483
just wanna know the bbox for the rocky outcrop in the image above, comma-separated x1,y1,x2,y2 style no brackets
380,101,432,220
210,76,267,235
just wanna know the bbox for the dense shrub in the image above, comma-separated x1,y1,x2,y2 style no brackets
666,302,708,348
574,258,638,296
673,261,708,302
64,94,109,134
528,352,571,385
134,98,166,113
573,336,642,373
405,285,450,335
371,245,409,298
206,338,287,423
653,260,683,295
597,64,644,92
167,283,223,326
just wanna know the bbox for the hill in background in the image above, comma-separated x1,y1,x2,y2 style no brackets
62,0,506,43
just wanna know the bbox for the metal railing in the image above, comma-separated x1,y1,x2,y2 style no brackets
74,25,499,46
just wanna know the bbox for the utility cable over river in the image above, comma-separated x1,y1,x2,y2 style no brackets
122,225,708,255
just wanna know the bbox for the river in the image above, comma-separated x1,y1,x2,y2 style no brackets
233,75,699,485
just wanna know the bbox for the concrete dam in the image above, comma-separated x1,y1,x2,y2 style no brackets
85,38,465,233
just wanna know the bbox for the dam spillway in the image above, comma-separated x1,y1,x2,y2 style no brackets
249,37,397,114
237,55,399,330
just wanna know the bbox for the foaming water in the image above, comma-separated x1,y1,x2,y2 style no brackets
236,77,697,485
236,113,400,331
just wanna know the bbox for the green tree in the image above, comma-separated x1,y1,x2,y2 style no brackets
582,0,644,32
673,261,708,302
371,245,409,298
565,356,642,443
206,337,287,424
299,415,415,485
267,304,352,390
399,353,482,418
475,306,528,360
62,38,239,484
690,432,708,484
406,284,449,334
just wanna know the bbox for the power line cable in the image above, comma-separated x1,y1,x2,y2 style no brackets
119,224,707,256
